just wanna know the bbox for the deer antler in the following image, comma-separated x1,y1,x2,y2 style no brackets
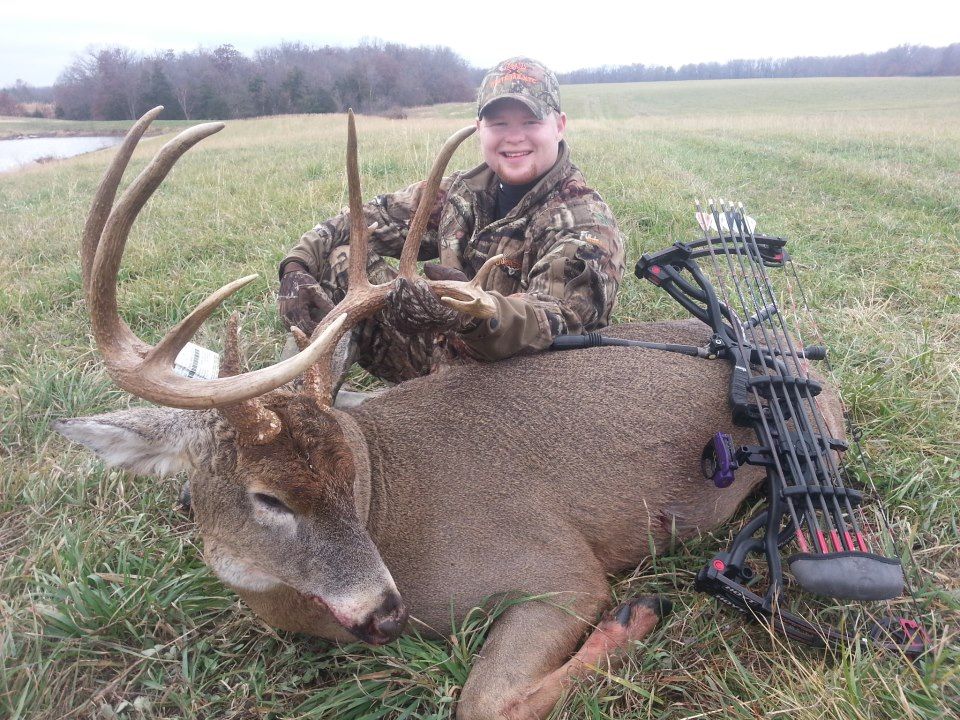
84,107,481,413
427,257,502,319
397,125,477,279
83,106,348,410
393,124,500,320
300,113,481,404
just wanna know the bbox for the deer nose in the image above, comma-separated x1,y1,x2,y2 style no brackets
352,589,408,645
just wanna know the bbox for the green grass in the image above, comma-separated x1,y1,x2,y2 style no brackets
2,78,959,718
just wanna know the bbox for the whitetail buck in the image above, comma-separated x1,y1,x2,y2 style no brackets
55,108,843,719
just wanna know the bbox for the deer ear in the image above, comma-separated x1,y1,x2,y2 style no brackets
53,408,216,477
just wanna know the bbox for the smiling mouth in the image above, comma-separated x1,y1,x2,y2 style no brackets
501,150,531,158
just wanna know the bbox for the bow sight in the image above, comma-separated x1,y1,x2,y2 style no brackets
556,199,928,658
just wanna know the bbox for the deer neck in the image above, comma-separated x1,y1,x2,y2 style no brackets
327,408,372,527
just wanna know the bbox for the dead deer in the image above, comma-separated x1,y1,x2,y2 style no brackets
54,108,844,719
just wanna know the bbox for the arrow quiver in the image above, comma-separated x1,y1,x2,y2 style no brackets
634,200,927,658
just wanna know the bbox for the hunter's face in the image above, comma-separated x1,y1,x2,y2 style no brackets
477,100,566,185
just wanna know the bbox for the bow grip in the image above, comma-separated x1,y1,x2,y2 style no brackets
728,347,755,425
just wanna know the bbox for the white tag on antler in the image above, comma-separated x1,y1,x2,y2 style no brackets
696,211,757,234
174,342,220,380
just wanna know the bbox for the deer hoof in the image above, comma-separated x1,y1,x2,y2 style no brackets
177,482,192,514
611,594,673,626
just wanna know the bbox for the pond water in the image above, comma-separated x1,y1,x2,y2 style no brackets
0,135,124,172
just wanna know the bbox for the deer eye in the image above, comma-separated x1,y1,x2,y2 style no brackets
252,492,292,514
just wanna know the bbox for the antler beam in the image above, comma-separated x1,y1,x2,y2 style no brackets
83,107,347,409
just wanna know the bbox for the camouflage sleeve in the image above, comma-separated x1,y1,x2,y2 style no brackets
459,193,626,362
279,177,453,278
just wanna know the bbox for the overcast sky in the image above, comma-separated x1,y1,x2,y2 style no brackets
3,1,958,87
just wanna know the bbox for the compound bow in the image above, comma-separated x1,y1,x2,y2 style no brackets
554,199,928,658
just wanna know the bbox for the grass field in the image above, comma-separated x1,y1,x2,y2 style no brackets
1,77,958,719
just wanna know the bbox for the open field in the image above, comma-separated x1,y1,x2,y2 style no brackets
0,117,194,140
2,77,958,718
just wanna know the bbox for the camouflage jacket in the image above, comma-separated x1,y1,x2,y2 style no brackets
281,141,626,361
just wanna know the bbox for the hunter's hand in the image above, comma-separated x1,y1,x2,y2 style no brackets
424,257,500,321
384,277,470,335
278,270,334,335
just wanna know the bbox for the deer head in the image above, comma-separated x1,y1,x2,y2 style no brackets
55,107,500,644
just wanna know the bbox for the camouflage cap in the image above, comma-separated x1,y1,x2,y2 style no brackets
477,57,561,120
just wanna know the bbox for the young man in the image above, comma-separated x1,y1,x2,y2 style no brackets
278,57,626,384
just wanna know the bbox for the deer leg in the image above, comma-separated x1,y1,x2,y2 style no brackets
457,588,670,720
456,591,604,720
506,595,671,720
457,593,671,720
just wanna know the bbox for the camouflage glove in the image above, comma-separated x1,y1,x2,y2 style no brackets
383,263,482,336
384,278,463,335
278,270,334,335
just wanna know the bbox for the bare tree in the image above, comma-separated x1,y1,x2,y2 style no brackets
0,91,19,116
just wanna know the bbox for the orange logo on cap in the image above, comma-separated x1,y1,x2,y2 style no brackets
491,61,539,88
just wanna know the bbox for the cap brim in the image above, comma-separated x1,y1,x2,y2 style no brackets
478,94,547,120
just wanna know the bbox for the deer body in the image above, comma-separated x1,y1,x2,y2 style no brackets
58,319,789,717
368,320,752,620
213,320,768,640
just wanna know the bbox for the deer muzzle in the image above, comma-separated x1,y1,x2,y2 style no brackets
341,588,408,645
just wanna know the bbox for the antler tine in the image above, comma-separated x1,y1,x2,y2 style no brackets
86,109,351,409
397,125,477,278
292,326,323,398
219,314,282,445
221,312,244,376
148,273,258,366
81,105,164,301
428,253,503,319
346,110,372,291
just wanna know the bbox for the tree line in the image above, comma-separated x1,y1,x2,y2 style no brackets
0,80,54,117
558,43,960,84
3,42,959,121
35,42,478,121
